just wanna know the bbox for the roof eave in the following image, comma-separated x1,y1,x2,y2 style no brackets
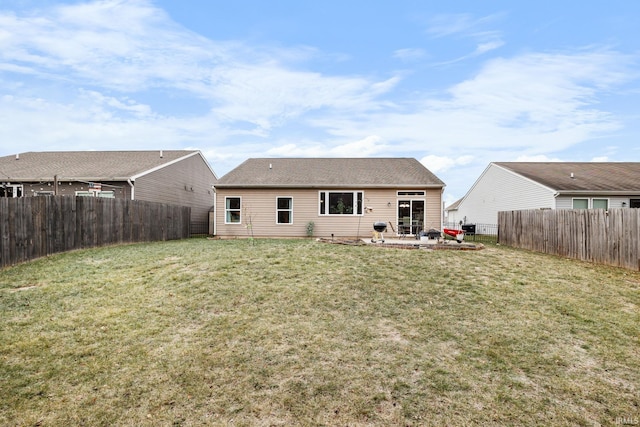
8,177,131,182
556,190,640,195
214,184,445,189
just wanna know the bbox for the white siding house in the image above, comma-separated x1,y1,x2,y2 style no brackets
447,162,640,227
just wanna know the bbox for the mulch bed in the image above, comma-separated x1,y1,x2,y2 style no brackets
317,237,484,250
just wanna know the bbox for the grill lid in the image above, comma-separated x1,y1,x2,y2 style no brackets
373,222,387,232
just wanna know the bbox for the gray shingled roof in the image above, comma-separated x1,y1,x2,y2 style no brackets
495,162,640,192
0,150,202,181
216,158,445,188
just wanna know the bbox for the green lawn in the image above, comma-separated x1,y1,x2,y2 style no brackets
1,239,638,426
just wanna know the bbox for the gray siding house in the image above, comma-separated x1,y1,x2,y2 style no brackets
0,150,217,223
446,162,640,227
214,158,445,238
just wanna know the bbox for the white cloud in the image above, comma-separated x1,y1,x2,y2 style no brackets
427,13,476,38
314,49,633,160
393,48,426,61
0,1,223,91
0,0,400,147
420,155,473,174
0,91,231,152
514,155,563,162
329,135,388,156
265,135,388,158
208,62,386,131
473,39,505,56
79,90,154,118
427,13,505,61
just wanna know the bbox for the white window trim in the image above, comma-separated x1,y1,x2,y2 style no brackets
318,190,364,216
225,196,242,224
276,196,294,225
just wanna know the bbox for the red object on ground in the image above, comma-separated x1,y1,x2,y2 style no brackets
443,228,465,242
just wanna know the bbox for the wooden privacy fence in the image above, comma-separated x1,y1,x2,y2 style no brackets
498,209,640,271
0,196,191,269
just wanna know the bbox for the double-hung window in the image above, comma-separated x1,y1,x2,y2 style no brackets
319,191,363,215
572,198,589,209
592,198,608,209
277,197,293,224
225,197,241,223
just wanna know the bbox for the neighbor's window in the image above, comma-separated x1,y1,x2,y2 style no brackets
277,197,293,224
319,191,363,215
75,190,115,198
0,184,23,198
225,197,241,223
572,198,589,209
592,198,608,209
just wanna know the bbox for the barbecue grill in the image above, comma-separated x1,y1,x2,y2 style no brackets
371,221,387,243
425,229,441,240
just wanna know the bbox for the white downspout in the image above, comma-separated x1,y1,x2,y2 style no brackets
127,178,135,200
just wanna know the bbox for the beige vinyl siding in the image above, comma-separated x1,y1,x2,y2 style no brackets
135,154,216,222
425,188,443,231
215,187,442,238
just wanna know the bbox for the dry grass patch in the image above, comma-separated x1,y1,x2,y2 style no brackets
0,239,638,426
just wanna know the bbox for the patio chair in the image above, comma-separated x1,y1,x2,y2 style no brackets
398,216,411,238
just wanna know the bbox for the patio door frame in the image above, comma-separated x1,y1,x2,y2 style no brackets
396,191,425,236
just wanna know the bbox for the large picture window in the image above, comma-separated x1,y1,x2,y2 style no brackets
319,191,363,215
277,197,293,224
225,197,241,223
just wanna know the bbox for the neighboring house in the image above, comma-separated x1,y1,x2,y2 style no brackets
214,157,445,238
446,162,640,227
0,150,217,223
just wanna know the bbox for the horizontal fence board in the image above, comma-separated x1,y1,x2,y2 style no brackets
0,196,190,269
498,209,640,271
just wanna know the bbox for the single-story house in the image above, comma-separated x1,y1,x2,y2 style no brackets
213,157,445,238
446,162,640,226
0,150,218,223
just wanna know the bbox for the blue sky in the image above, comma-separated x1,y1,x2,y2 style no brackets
1,0,639,204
